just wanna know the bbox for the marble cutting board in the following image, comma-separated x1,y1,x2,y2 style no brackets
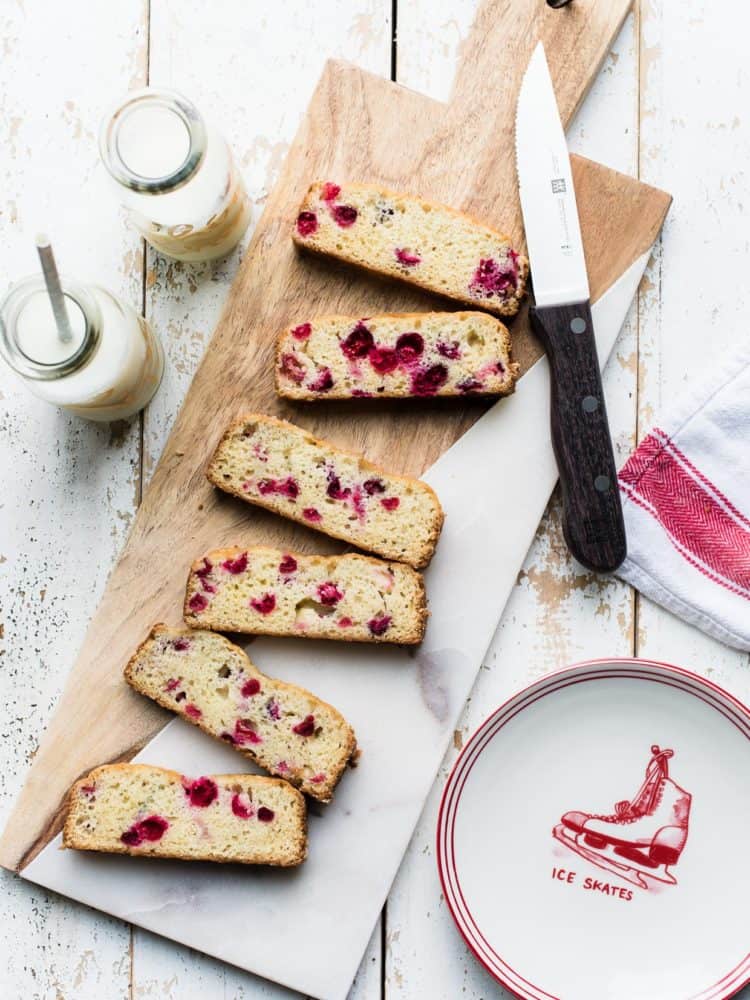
22,251,651,1000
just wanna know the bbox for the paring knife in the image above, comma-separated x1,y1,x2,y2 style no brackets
515,42,627,573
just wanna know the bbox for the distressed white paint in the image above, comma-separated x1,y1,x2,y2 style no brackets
0,1,147,997
3,1,750,998
636,3,750,737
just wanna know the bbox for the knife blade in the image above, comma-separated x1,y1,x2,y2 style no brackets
515,41,627,573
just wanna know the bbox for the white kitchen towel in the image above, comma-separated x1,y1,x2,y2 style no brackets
617,339,750,651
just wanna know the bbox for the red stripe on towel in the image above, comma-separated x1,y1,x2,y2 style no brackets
619,430,750,597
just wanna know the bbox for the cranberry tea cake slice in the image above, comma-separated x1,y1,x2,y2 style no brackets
292,181,528,317
275,312,519,400
206,414,443,569
184,546,427,644
125,625,357,803
64,763,306,866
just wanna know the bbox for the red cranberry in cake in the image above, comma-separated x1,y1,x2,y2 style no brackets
332,204,357,227
363,477,385,495
338,616,353,628
469,257,518,299
185,703,202,719
241,677,261,697
258,476,299,500
279,352,305,384
184,777,218,808
251,593,276,615
327,471,351,501
351,485,366,522
258,806,275,822
231,793,255,819
317,582,343,605
457,376,483,393
370,346,399,375
341,322,375,359
188,593,208,613
120,826,141,846
234,719,263,745
307,367,334,392
437,340,461,360
171,638,191,652
138,815,169,841
267,698,281,721
291,322,312,341
395,248,421,266
296,211,318,237
381,497,400,510
395,332,424,365
320,182,341,202
310,773,327,785
303,507,322,522
368,614,392,636
222,551,248,574
279,554,297,574
412,364,448,396
292,715,316,737
195,558,213,580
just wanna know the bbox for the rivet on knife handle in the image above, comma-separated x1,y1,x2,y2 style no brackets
530,300,627,573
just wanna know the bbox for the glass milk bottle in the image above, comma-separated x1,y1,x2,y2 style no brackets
0,276,164,421
99,88,251,262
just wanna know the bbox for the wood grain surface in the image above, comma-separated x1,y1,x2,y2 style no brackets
0,0,669,884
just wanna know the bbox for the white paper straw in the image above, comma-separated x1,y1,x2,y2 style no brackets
35,235,73,343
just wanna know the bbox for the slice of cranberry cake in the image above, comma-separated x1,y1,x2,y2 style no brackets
125,626,357,803
206,414,443,569
184,546,427,644
63,763,306,866
292,181,528,317
276,312,519,400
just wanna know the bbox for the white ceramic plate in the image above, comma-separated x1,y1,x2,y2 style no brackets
437,659,750,1000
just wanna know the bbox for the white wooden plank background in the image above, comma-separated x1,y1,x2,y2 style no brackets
1,1,749,998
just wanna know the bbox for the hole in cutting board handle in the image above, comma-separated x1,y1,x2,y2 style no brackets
547,0,574,7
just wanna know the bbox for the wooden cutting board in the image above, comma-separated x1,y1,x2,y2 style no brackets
0,0,670,871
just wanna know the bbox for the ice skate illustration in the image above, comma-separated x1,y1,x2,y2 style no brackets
553,745,691,890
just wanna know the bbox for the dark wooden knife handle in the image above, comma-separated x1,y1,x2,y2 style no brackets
530,300,627,573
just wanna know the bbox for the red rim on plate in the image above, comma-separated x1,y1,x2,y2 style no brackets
437,659,750,1000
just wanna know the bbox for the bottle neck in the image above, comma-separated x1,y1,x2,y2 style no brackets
0,276,102,381
100,87,207,195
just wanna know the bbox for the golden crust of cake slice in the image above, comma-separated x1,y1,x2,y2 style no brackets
125,625,357,804
63,763,307,866
206,413,444,570
184,546,427,645
292,181,528,317
275,312,519,401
